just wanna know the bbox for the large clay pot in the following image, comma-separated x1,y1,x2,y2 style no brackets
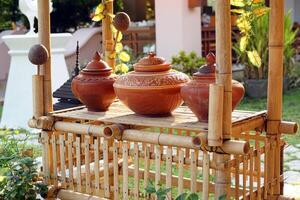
114,53,190,116
181,53,245,122
71,52,116,112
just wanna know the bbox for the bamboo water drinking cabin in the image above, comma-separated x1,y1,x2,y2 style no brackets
28,0,299,199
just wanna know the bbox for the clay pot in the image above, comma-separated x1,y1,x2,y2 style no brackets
71,52,116,112
181,53,245,122
114,53,190,116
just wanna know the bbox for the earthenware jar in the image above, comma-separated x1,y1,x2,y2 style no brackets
71,52,116,112
114,53,190,116
181,53,245,122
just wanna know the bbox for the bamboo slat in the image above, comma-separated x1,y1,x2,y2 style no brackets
84,136,91,194
103,140,110,198
257,144,262,200
178,150,184,194
166,147,172,199
234,155,240,199
68,134,74,190
122,142,129,199
51,134,58,186
208,84,224,146
94,137,100,195
190,150,197,193
144,145,150,190
155,145,161,190
113,142,119,200
42,132,50,184
264,142,269,199
59,134,66,188
134,143,139,200
202,151,210,200
75,137,82,192
243,155,247,199
32,75,44,118
249,148,254,199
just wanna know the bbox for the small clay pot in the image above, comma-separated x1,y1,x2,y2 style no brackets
181,53,245,122
71,52,116,112
114,53,190,116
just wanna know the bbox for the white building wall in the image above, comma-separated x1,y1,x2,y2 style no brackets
155,0,202,61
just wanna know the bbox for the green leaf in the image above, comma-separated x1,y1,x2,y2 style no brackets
186,193,199,200
175,193,188,200
116,32,123,42
230,0,246,7
247,50,262,68
239,36,248,52
218,194,227,200
231,9,245,14
118,51,130,62
115,42,123,53
110,24,117,34
92,14,104,22
116,63,129,73
95,3,105,15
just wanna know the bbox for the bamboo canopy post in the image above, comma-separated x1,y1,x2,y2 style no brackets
37,0,53,114
267,0,285,197
215,0,232,199
102,0,115,70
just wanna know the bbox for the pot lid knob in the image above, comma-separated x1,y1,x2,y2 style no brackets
82,52,112,74
134,52,171,72
194,52,216,76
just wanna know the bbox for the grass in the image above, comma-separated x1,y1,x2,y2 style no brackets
237,88,300,145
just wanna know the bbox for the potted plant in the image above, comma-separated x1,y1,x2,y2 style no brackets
232,0,298,98
171,51,205,76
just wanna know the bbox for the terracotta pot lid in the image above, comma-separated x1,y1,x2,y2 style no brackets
133,52,171,72
193,52,216,77
82,52,112,75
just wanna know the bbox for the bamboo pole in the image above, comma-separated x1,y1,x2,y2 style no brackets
37,0,52,114
267,0,285,197
215,0,232,198
208,84,224,146
32,75,44,119
113,141,119,200
202,151,210,200
102,0,115,70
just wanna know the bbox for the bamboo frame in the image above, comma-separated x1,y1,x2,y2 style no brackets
33,0,298,199
102,0,115,70
215,0,233,198
208,84,224,146
37,0,52,114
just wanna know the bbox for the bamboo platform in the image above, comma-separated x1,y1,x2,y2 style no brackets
51,101,267,133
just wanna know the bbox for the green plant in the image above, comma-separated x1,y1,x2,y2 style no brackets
232,0,299,80
0,129,47,200
0,157,47,200
171,51,205,76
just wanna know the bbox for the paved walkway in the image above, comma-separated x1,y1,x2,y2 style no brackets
284,145,300,199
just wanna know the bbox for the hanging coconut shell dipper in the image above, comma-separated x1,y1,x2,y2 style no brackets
71,52,116,112
114,52,190,116
181,53,245,122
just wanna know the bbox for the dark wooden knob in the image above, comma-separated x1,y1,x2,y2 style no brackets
28,44,49,65
113,12,130,32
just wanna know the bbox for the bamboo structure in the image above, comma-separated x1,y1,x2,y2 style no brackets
215,0,232,198
102,0,115,70
30,0,299,199
208,83,224,146
37,0,52,114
